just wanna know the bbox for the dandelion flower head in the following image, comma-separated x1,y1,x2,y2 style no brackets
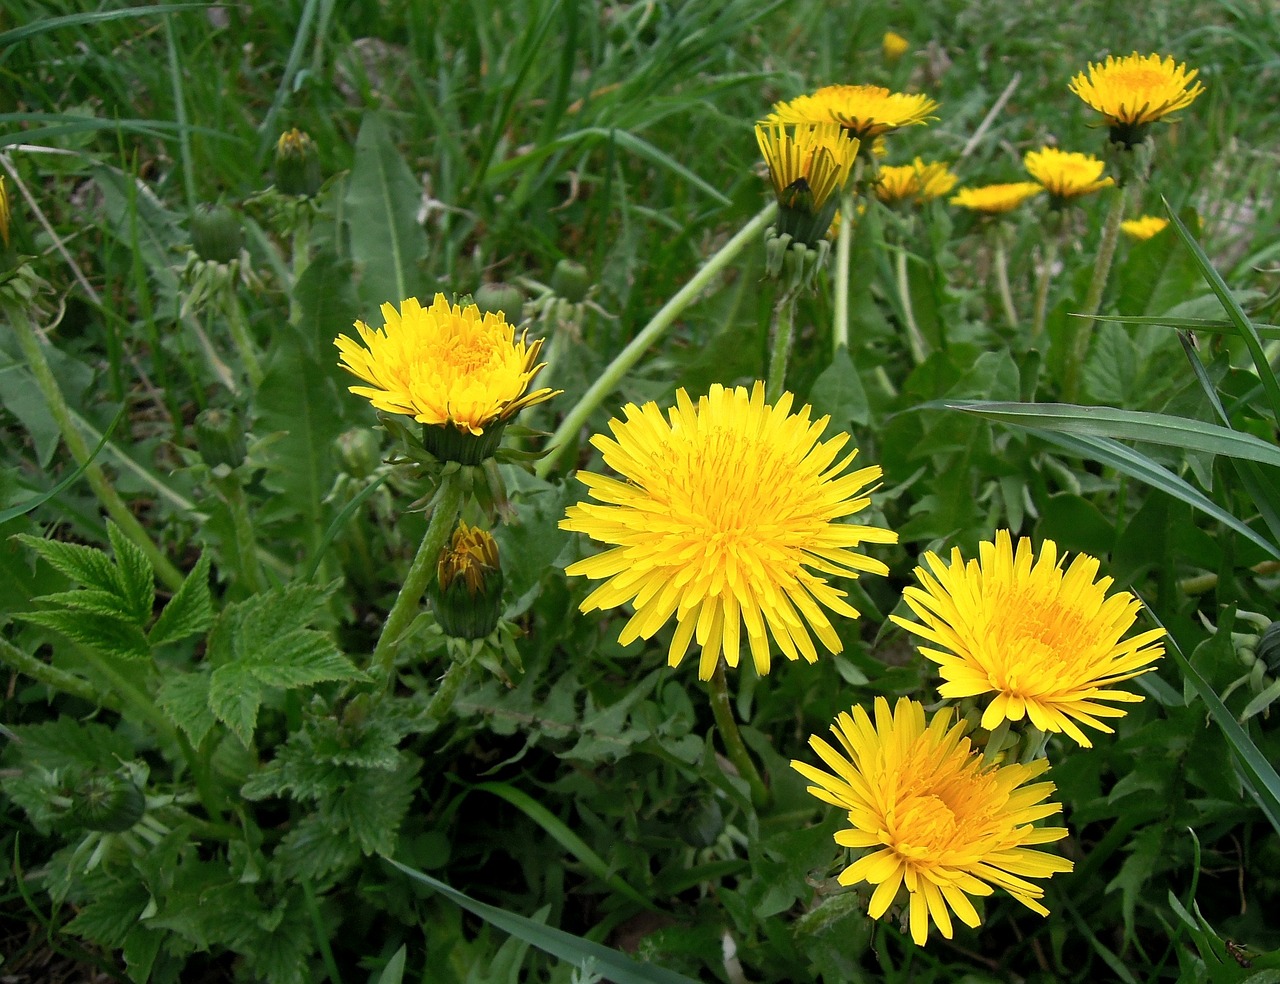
891,530,1166,746
755,122,857,244
1121,215,1169,240
1069,52,1203,145
793,696,1072,945
335,293,558,437
950,182,1044,214
882,31,910,63
875,158,958,205
767,84,938,141
560,383,897,680
1024,147,1113,203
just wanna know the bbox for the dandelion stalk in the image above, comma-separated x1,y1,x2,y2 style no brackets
222,283,264,390
1062,182,1128,402
5,301,184,591
708,661,771,811
992,223,1019,331
895,248,927,362
369,468,465,689
832,187,855,354
0,636,106,707
766,286,799,404
537,203,777,478
1031,235,1059,341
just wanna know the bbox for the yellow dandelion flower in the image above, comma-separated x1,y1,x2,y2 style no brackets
891,530,1166,747
0,175,10,250
950,182,1044,214
882,31,910,63
1069,52,1204,146
874,163,920,205
431,522,505,639
1121,215,1169,240
767,84,939,141
560,382,897,681
793,696,1072,946
335,293,559,444
1024,146,1113,204
915,159,958,202
756,122,857,245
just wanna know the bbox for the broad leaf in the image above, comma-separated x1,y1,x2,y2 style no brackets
156,672,217,748
149,553,214,647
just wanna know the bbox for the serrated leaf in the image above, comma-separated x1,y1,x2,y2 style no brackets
35,588,134,620
7,718,131,771
20,608,150,661
156,672,217,747
105,521,155,624
64,876,150,947
149,552,214,647
229,580,336,662
326,754,417,855
208,663,262,746
274,812,362,881
809,347,870,429
15,533,118,592
244,631,364,689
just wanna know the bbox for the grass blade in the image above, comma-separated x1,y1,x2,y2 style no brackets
0,4,207,48
386,859,701,984
0,405,126,524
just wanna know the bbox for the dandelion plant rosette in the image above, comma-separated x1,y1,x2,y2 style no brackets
1069,52,1204,148
560,382,896,681
335,293,559,464
793,696,1072,945
891,530,1166,746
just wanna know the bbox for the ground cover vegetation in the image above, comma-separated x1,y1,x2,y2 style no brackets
2,0,1280,981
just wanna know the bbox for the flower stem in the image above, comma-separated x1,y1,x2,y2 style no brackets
1031,235,1059,341
418,651,471,730
992,224,1019,331
536,203,777,478
708,662,771,811
219,477,266,594
222,284,264,390
1062,182,1129,402
766,288,798,404
895,248,927,363
370,469,466,689
832,188,855,355
5,302,184,591
0,636,106,707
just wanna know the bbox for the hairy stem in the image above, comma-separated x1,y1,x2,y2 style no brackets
1062,183,1129,402
766,288,798,404
1031,235,1060,341
708,662,771,811
896,248,927,363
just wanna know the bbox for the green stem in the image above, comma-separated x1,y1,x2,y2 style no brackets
0,636,108,707
223,284,264,390
1031,235,1059,341
369,470,466,688
288,211,312,329
992,224,1018,331
6,302,184,591
982,717,1012,766
536,203,777,478
895,248,926,363
765,288,798,404
832,187,855,355
419,653,471,730
1062,183,1129,402
708,662,771,811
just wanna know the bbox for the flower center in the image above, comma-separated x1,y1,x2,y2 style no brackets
891,793,958,860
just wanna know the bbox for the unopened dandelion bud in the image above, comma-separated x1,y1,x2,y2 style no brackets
73,772,146,833
334,427,382,479
550,259,591,303
194,407,247,470
190,203,244,264
474,282,525,326
273,128,323,197
429,522,505,639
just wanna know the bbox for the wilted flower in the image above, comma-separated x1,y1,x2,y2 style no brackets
891,530,1166,747
950,182,1044,214
1069,52,1204,147
1024,147,1113,206
793,696,1072,945
767,84,938,142
561,382,896,680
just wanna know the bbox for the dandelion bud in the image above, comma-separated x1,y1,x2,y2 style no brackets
473,282,525,326
334,427,382,479
429,522,504,639
194,407,247,470
73,772,146,833
274,128,323,197
550,259,591,302
190,203,244,264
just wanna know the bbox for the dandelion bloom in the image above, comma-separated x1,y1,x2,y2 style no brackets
882,31,909,63
561,383,896,680
793,696,1072,945
914,160,959,202
950,182,1043,215
1121,215,1169,240
767,84,938,141
1069,52,1203,145
755,122,857,245
335,294,558,437
1024,147,1113,204
891,530,1166,746
875,158,957,205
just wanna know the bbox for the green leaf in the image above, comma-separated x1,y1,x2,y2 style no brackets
208,663,262,746
374,946,407,984
808,347,870,429
274,812,362,882
944,401,1280,467
0,404,126,523
64,875,150,948
0,5,209,47
15,534,119,593
156,672,217,747
149,553,214,647
8,718,132,771
387,860,703,984
20,608,150,661
344,113,429,309
106,521,155,624
328,755,418,856
244,632,364,689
